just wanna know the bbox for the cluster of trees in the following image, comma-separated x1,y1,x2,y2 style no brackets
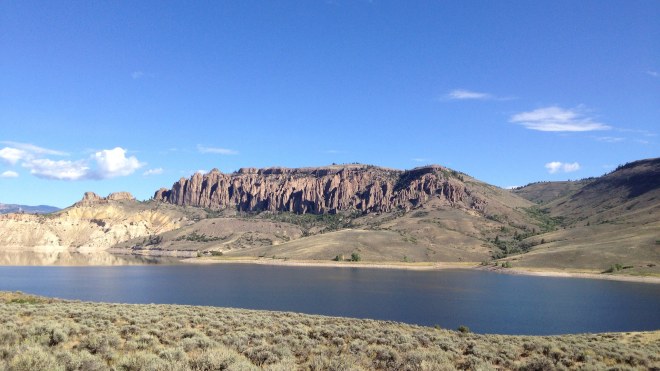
332,253,361,262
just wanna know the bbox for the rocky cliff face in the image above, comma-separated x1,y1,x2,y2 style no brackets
154,165,487,214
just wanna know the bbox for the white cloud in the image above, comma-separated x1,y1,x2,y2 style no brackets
0,147,27,165
131,71,144,79
545,162,562,174
24,158,90,180
412,158,429,163
143,168,164,176
0,170,18,178
197,145,238,155
196,169,208,175
647,71,659,78
3,143,144,181
511,106,610,132
93,147,144,178
545,161,580,174
446,89,492,100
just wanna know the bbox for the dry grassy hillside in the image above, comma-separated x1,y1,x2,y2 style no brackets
511,179,592,205
508,158,660,275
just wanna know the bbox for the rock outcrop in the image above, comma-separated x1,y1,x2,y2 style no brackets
74,192,136,207
154,164,486,214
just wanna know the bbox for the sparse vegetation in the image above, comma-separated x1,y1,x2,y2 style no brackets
146,234,163,246
1,291,657,370
603,263,634,273
488,206,566,259
175,231,223,243
89,218,106,228
260,212,357,235
351,252,361,262
524,206,564,233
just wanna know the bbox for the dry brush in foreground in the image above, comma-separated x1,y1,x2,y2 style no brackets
0,292,657,370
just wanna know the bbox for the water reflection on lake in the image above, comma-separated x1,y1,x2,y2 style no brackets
1,263,659,335
0,250,174,266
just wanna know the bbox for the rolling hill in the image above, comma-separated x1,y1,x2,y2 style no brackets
509,158,659,274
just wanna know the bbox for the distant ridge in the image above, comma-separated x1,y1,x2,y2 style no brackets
513,157,660,217
0,203,59,214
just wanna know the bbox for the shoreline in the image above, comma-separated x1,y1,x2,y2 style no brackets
182,257,660,284
180,257,473,271
477,265,660,284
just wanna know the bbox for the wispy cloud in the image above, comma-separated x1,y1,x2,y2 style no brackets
2,142,144,180
0,142,67,165
1,141,68,156
0,170,18,178
596,136,625,143
131,71,157,80
143,168,164,176
511,106,610,132
324,149,346,154
197,145,238,155
412,158,429,163
447,89,492,100
617,128,656,137
647,70,659,78
444,89,514,101
545,161,580,174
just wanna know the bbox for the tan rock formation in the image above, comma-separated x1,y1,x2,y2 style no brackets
77,192,103,206
154,165,486,214
74,192,135,207
106,192,136,201
0,202,182,252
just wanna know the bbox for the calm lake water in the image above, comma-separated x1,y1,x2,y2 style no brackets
1,263,659,335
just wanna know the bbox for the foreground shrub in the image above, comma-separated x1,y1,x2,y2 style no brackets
8,346,63,371
188,347,258,371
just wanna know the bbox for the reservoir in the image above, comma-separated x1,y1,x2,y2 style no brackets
0,263,658,335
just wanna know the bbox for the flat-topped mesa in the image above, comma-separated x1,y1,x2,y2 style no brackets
106,192,135,201
74,192,136,207
153,164,486,214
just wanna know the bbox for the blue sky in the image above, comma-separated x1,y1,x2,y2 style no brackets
1,1,658,208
